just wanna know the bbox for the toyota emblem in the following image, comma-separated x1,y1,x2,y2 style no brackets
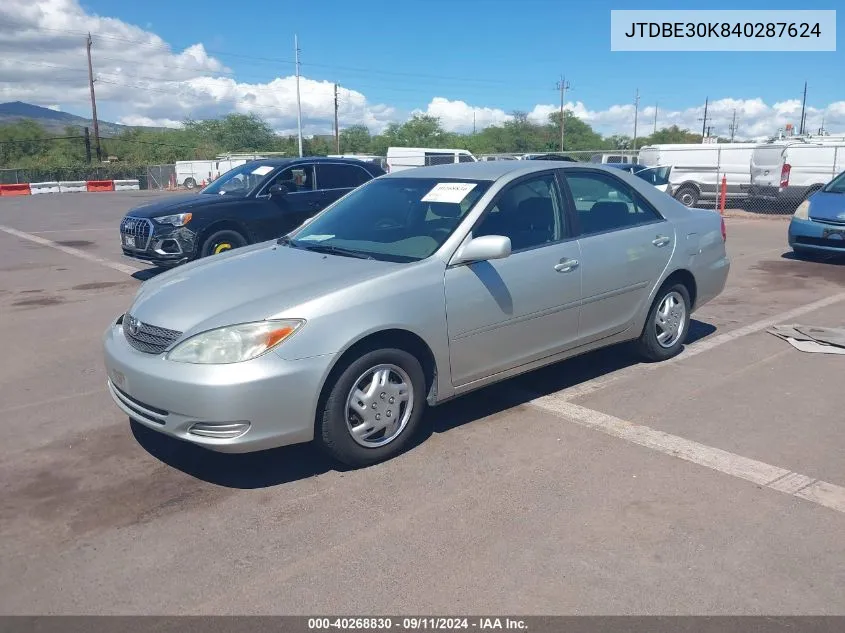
128,316,141,336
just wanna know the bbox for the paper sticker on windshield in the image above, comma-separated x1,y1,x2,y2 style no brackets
251,165,274,176
298,234,334,242
421,182,477,204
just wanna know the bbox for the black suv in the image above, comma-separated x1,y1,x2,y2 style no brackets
119,157,385,267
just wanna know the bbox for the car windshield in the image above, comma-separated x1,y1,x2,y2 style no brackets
200,162,276,197
286,177,492,263
823,170,845,193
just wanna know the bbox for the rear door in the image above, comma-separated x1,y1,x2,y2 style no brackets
314,162,373,208
751,145,786,189
562,168,674,344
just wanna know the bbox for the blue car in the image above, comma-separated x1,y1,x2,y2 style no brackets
789,170,845,257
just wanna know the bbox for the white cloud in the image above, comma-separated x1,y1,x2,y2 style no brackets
0,0,395,134
1,0,843,144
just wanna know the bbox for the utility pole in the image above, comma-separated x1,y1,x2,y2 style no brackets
334,82,340,153
294,34,303,157
728,109,738,142
85,33,102,162
472,110,476,135
83,126,91,163
799,81,807,135
632,88,640,151
556,75,570,151
699,97,709,139
653,102,658,135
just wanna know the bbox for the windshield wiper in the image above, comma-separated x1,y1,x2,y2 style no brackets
297,243,374,259
277,235,293,245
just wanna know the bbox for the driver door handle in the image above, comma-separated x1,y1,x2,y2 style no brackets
554,258,579,273
652,235,671,247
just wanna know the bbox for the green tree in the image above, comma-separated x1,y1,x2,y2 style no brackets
340,124,371,153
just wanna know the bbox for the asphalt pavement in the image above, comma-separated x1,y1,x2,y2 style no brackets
0,192,843,614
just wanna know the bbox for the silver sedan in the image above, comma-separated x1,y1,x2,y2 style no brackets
103,161,730,467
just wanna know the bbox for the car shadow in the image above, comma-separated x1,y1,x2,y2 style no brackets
132,267,168,281
133,318,717,489
781,250,845,265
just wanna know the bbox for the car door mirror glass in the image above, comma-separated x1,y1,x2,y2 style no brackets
454,235,512,264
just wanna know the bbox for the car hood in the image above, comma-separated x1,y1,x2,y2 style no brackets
125,193,242,218
808,191,845,222
128,243,400,334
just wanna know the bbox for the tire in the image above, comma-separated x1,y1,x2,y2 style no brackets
317,347,427,467
183,177,196,190
199,229,247,258
636,282,691,362
674,185,699,208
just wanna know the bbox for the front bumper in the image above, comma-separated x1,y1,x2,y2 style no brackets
789,218,845,254
120,217,197,266
102,316,334,453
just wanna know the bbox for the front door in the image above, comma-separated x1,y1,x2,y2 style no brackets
562,169,674,344
259,164,320,238
444,171,582,386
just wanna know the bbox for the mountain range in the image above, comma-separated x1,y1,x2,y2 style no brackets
0,101,155,135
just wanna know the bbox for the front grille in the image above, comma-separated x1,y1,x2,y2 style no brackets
120,216,153,250
123,314,182,354
109,381,168,425
795,236,845,249
810,216,845,226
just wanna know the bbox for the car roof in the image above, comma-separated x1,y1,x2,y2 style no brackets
247,157,382,168
380,160,622,180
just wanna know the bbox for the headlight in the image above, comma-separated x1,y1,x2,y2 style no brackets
166,319,304,364
154,212,192,226
793,200,810,220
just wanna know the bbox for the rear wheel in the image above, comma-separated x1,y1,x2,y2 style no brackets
675,185,699,208
317,348,427,467
183,177,196,190
636,282,691,362
200,229,247,258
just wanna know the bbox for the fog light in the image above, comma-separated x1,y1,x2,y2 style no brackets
188,421,251,439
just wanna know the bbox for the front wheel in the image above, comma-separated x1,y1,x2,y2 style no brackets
200,229,247,258
317,348,427,467
636,283,691,362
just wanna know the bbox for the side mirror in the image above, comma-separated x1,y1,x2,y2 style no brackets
453,235,512,265
269,184,289,197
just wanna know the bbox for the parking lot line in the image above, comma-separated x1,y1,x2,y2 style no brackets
558,291,845,402
526,395,845,515
0,224,141,276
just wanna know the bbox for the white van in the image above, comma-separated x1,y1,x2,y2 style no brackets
637,142,757,207
589,153,637,165
749,137,845,207
386,147,476,173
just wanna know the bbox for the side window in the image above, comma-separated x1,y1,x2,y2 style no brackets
473,174,565,252
458,153,474,163
425,152,454,166
564,171,661,236
317,163,371,190
269,164,315,193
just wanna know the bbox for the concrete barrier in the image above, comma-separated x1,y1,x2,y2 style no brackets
113,179,140,191
0,183,32,196
30,181,61,195
87,180,115,192
59,181,88,193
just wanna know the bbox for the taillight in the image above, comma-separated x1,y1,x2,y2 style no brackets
720,217,727,242
780,163,791,188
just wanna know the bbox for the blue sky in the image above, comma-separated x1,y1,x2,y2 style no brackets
83,0,842,114
2,0,842,138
